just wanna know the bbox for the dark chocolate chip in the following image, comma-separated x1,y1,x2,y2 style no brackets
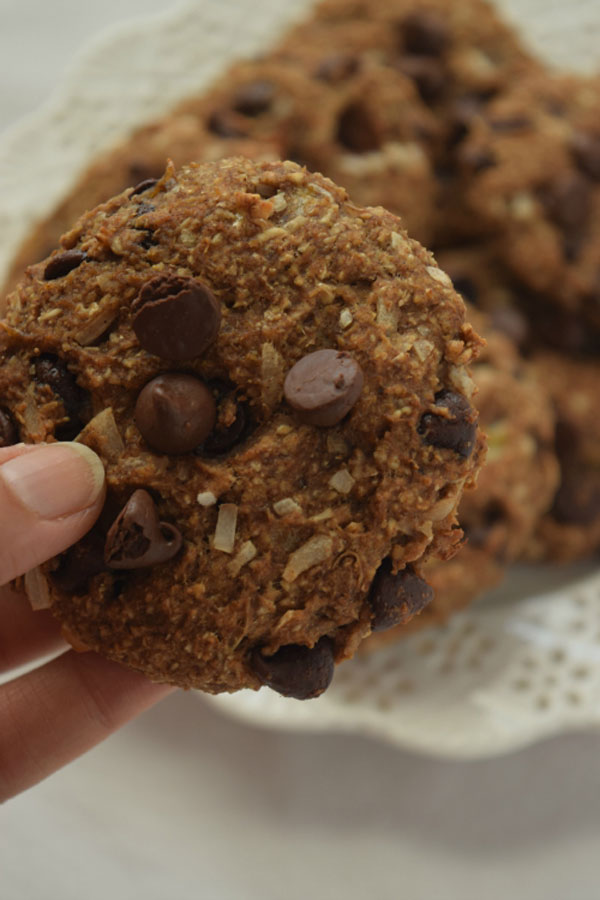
233,81,275,116
207,109,249,138
539,171,591,232
34,354,88,437
397,55,445,104
132,274,221,360
251,636,335,699
199,393,250,456
368,559,433,632
135,373,216,454
131,178,158,196
105,489,182,570
418,390,478,458
53,529,107,594
315,53,360,83
284,349,364,427
0,407,18,447
401,11,449,56
43,250,87,281
446,95,485,146
336,102,381,153
571,132,600,181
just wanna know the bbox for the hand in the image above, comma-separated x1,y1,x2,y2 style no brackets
0,442,174,802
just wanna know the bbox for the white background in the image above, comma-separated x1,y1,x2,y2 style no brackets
2,3,600,899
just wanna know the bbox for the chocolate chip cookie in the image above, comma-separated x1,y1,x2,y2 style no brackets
1,157,484,697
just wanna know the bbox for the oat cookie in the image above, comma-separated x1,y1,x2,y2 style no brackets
0,157,484,697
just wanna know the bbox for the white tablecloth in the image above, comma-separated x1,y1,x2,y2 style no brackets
2,4,600,898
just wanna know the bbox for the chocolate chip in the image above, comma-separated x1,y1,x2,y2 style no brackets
418,390,478,458
199,391,250,456
571,132,600,181
232,81,275,116
284,349,364,427
34,354,88,438
43,250,87,281
53,529,107,594
401,11,449,56
135,373,216,454
539,172,591,232
207,109,249,138
131,178,158,196
336,102,381,153
0,408,18,447
251,637,335,699
368,560,433,632
105,489,182,569
397,55,445,103
315,53,360,83
132,274,221,361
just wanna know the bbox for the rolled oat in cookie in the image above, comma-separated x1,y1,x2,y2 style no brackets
1,157,484,696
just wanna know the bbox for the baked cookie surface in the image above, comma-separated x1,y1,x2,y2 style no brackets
1,157,484,696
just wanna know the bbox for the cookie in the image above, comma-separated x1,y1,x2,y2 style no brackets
1,157,484,697
365,308,559,649
457,72,600,347
524,352,600,563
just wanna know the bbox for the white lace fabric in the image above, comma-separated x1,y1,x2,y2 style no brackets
0,0,598,758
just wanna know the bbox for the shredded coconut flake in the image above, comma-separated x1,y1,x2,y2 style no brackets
329,468,355,494
197,491,217,507
273,497,302,516
227,540,258,576
426,265,453,287
213,503,238,553
339,308,353,329
283,536,334,583
24,567,51,610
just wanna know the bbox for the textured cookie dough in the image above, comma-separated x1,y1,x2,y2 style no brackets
0,157,484,696
524,352,600,563
458,72,600,347
365,309,559,649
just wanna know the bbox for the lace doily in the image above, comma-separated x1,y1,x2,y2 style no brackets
1,0,599,758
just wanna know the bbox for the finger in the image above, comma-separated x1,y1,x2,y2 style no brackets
0,442,106,585
0,650,175,802
0,586,66,675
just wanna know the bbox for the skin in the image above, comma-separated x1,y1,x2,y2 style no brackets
0,443,174,803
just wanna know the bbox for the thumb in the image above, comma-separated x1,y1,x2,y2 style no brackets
0,442,106,585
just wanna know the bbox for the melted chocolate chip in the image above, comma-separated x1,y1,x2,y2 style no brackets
207,109,249,138
53,529,107,594
132,274,221,360
34,354,88,438
418,390,478,458
336,102,381,153
199,391,250,456
232,81,275,116
251,637,335,699
131,178,158,196
315,53,360,83
571,132,600,181
401,11,449,56
105,490,182,570
284,349,364,427
397,55,445,104
539,172,591,232
0,408,18,447
43,250,87,281
135,373,216,454
368,560,434,632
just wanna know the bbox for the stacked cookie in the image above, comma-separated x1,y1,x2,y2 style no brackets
1,0,599,679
